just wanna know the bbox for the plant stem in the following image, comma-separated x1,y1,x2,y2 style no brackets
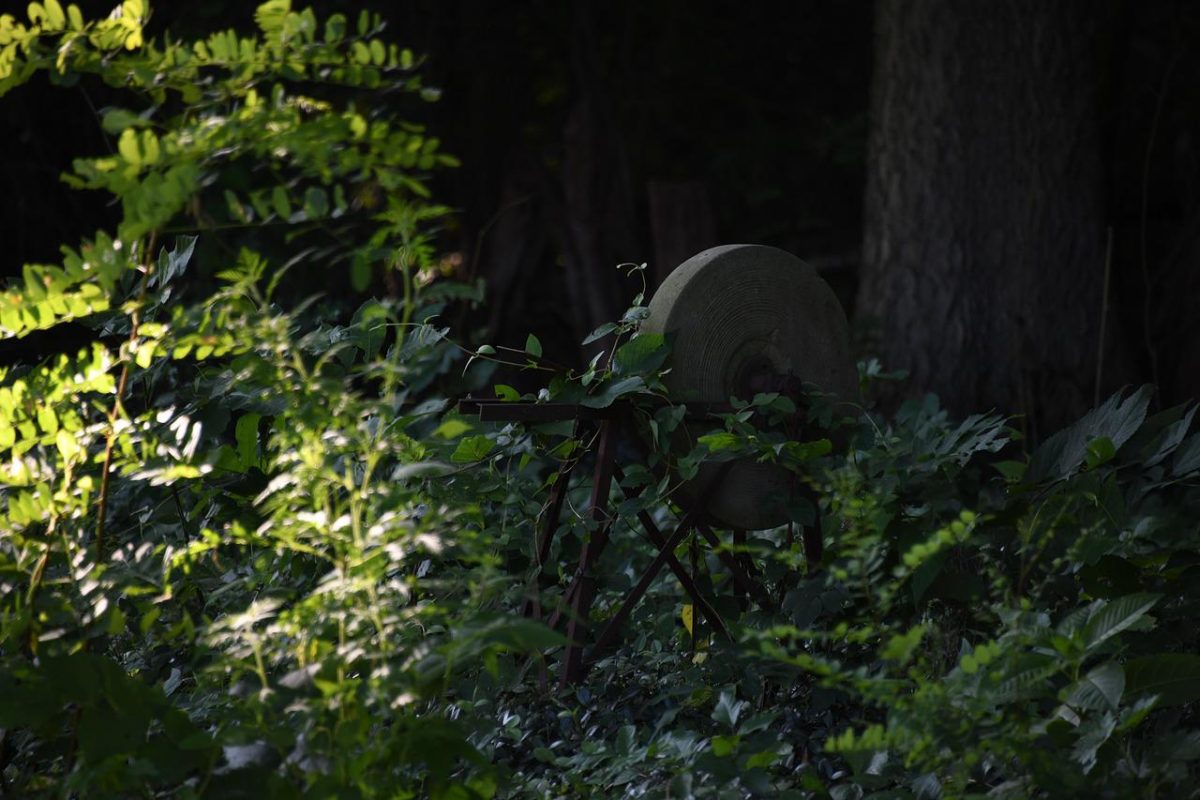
96,231,157,560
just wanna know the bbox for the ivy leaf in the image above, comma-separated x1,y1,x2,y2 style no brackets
451,435,493,463
613,333,668,376
582,321,618,345
493,384,519,401
580,376,644,409
524,334,542,359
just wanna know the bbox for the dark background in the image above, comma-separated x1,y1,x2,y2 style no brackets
3,1,1198,437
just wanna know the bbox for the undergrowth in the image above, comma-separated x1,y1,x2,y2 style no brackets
0,3,1198,798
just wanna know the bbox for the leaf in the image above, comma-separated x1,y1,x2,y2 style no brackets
580,376,644,409
101,107,148,134
1066,661,1125,711
582,321,618,345
1172,433,1200,477
613,333,668,376
880,625,926,665
432,418,471,439
43,0,65,29
1125,654,1200,708
493,384,519,401
235,413,261,468
466,614,566,651
710,733,739,757
1143,404,1197,467
698,431,742,453
524,333,542,359
1027,386,1152,483
271,185,291,219
55,429,80,460
351,255,372,292
993,459,1027,481
1084,436,1115,470
1082,593,1160,651
711,689,746,730
778,439,833,464
158,235,197,286
451,435,493,463
117,127,141,165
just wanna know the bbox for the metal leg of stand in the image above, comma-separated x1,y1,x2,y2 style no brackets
692,518,774,610
559,418,620,686
588,516,694,660
522,444,580,621
610,466,730,642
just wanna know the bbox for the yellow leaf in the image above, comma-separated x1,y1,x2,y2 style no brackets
681,603,694,636
43,0,63,29
55,428,79,460
117,128,140,165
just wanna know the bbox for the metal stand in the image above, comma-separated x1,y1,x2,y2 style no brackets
459,398,800,686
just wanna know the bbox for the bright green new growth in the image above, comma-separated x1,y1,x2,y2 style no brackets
0,2,502,796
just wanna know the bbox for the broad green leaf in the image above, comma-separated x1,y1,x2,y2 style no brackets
524,333,542,359
1027,386,1152,483
451,434,493,463
1125,654,1200,708
1173,433,1200,476
613,332,668,376
580,376,644,409
1082,593,1160,651
1066,661,1124,711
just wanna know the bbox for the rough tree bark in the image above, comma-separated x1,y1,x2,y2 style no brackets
857,0,1116,437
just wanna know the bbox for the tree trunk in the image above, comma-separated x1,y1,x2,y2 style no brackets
647,180,717,290
857,0,1116,437
558,6,639,344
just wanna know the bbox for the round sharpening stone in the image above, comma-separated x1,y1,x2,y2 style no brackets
642,244,858,530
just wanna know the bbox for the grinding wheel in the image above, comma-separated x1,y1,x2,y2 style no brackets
643,244,858,530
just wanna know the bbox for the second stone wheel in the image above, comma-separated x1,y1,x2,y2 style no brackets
642,244,858,530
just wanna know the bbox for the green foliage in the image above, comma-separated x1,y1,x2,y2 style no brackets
0,2,501,796
2,4,1198,798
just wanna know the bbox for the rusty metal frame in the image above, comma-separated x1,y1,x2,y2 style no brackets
458,396,792,685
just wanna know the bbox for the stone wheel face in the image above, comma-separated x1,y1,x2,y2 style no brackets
643,244,858,530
